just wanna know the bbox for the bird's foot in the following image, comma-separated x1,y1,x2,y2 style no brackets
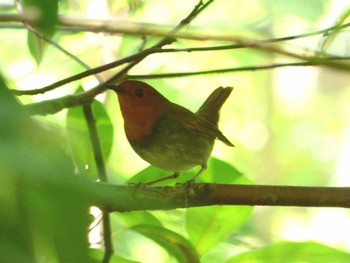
184,178,196,207
127,182,146,201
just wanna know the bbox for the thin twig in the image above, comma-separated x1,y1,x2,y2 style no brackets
82,105,113,261
33,23,114,259
104,0,215,84
24,0,216,115
12,22,350,96
127,57,350,79
128,61,314,79
11,47,161,96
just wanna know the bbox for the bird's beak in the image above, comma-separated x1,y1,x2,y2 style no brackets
105,84,123,93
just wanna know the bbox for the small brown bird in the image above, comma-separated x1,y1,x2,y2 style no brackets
108,80,234,184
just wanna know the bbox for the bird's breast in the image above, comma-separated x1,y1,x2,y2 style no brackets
127,113,215,172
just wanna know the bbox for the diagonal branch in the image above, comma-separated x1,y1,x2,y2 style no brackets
13,19,350,96
23,0,215,115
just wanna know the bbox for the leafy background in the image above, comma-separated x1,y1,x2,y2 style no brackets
1,0,350,262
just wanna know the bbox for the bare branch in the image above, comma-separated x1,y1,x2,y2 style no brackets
128,62,314,79
128,58,350,79
22,1,216,115
2,13,349,42
91,183,350,212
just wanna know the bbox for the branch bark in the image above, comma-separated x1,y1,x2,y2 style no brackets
91,183,350,212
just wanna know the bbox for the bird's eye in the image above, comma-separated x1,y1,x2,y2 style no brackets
135,88,144,97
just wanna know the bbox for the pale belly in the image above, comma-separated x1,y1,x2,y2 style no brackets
128,116,215,172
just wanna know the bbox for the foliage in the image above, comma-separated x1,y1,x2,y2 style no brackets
1,0,350,262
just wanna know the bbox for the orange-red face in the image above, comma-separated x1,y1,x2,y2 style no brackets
109,80,169,141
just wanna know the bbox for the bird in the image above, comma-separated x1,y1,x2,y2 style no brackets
107,80,234,184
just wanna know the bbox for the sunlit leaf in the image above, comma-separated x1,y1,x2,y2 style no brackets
117,211,163,227
21,0,58,37
187,205,252,256
128,157,246,185
66,88,114,180
226,241,350,263
186,158,253,255
118,35,145,58
89,248,140,263
264,0,328,22
0,75,92,262
21,0,58,63
319,7,350,55
132,225,200,263
27,31,46,64
128,165,169,184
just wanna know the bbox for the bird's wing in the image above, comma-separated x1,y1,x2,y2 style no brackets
171,104,234,147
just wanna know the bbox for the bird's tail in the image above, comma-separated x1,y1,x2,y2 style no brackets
196,86,233,124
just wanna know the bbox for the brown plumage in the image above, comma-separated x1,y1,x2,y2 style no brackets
108,80,234,184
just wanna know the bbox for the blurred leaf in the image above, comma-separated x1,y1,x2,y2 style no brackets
21,0,58,63
186,158,252,255
0,75,92,262
203,158,249,184
128,165,169,184
118,35,145,58
226,241,350,263
265,0,328,22
132,225,200,263
117,211,163,227
89,248,140,263
21,0,58,37
93,101,114,160
186,205,252,256
128,157,247,185
66,89,114,180
127,0,144,12
27,31,46,64
319,7,350,55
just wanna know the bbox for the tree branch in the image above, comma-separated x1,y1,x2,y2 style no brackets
128,61,316,79
21,0,216,116
2,13,349,43
127,57,350,79
91,183,350,212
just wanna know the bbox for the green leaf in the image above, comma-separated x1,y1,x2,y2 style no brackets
264,0,328,22
66,91,114,180
226,241,350,263
202,158,249,184
118,35,145,58
89,248,140,263
21,0,59,63
186,205,252,256
117,211,163,227
0,75,92,262
128,157,247,185
21,0,58,37
132,225,200,263
128,165,170,184
186,158,253,255
27,31,46,64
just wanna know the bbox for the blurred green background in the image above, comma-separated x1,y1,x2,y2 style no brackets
2,0,350,262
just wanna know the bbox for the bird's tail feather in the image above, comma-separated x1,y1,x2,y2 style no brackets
196,86,233,124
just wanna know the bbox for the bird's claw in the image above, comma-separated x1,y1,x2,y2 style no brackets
127,182,146,201
184,179,196,207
